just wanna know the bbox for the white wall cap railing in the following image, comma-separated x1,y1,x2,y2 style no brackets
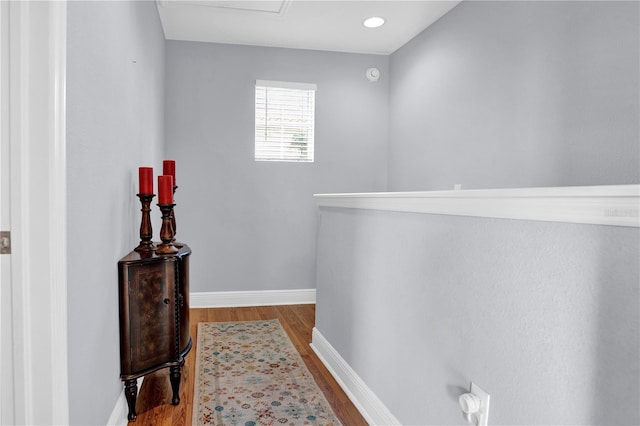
314,184,640,227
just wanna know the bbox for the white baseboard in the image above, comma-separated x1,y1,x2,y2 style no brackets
106,377,143,426
310,327,401,426
190,289,316,308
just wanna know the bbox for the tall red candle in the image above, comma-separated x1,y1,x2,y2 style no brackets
138,167,153,194
158,175,173,204
163,160,176,186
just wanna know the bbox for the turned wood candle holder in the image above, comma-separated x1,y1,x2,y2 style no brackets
134,194,156,253
171,186,177,241
170,186,184,248
156,203,179,254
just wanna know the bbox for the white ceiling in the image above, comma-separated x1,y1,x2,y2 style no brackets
156,0,461,55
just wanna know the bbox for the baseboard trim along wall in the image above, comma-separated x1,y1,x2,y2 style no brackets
190,289,316,308
310,327,401,426
314,184,640,227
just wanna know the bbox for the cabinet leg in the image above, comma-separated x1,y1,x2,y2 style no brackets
124,379,138,421
170,365,181,405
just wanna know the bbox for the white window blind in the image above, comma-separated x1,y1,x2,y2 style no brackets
255,80,316,162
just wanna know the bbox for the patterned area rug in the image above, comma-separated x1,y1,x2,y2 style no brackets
192,319,342,426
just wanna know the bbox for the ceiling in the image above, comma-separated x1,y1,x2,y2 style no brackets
156,0,461,55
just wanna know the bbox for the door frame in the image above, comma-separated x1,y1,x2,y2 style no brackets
0,0,12,423
6,1,68,424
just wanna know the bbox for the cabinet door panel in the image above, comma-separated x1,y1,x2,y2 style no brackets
178,255,190,352
128,260,176,373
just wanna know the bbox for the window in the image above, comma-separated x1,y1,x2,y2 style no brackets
255,80,316,162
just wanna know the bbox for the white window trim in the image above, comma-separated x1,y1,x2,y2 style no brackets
256,79,317,91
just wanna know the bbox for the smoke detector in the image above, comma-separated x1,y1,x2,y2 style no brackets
365,67,380,82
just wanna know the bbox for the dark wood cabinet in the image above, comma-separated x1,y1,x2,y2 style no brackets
118,244,192,421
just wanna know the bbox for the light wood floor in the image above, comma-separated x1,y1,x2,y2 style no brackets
130,304,368,425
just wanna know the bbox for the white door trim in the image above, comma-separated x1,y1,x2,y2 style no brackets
49,2,69,423
8,1,68,424
0,0,13,423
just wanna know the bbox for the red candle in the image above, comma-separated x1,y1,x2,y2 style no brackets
138,167,153,194
163,160,176,187
158,175,173,204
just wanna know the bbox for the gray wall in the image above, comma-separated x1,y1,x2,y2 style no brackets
315,1,640,424
389,1,639,190
316,209,639,424
66,1,166,424
164,41,388,292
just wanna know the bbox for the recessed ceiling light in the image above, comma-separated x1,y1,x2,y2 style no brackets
363,16,385,29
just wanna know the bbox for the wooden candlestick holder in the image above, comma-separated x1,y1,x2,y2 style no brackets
170,186,184,248
134,194,156,253
171,186,177,242
156,203,179,254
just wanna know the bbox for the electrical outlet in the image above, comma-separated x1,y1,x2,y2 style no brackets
470,382,490,426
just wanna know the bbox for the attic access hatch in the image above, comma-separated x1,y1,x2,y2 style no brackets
157,0,291,16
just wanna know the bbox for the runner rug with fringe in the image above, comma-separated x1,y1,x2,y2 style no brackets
192,319,342,426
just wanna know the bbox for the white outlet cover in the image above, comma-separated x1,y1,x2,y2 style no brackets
470,382,490,426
